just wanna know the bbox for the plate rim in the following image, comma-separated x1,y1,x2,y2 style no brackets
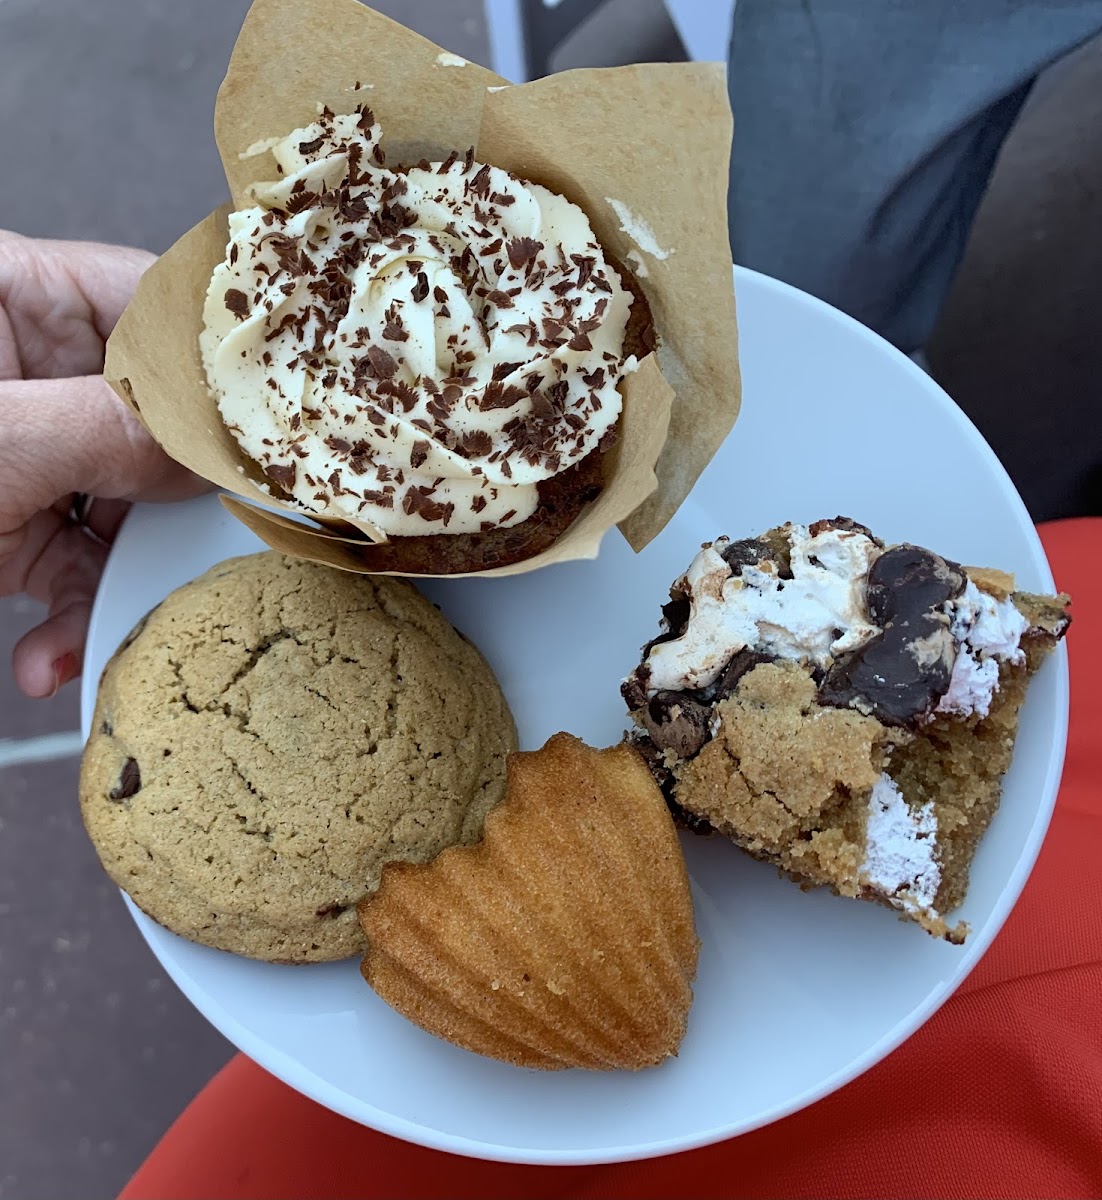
81,265,1070,1164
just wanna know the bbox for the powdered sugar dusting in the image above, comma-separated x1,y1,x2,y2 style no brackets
937,648,1000,718
948,580,1029,662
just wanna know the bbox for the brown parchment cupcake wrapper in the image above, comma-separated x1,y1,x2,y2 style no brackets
104,0,739,577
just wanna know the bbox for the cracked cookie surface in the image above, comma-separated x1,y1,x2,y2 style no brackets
80,552,516,962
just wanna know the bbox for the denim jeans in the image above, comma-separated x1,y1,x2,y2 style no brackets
727,0,1102,351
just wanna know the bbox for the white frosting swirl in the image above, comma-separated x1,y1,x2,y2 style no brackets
200,106,635,536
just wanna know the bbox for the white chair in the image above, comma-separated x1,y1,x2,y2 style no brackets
482,0,736,82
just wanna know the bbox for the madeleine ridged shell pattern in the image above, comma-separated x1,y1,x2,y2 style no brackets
358,733,699,1070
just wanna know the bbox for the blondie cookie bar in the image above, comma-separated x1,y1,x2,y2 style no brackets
622,518,1070,940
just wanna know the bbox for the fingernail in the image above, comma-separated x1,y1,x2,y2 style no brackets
50,653,80,696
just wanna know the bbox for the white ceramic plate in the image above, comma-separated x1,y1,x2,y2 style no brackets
81,268,1068,1165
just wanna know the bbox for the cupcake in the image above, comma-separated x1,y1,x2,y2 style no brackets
200,105,655,572
104,0,740,578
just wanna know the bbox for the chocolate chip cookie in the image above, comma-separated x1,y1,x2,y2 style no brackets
80,552,516,962
623,519,1070,940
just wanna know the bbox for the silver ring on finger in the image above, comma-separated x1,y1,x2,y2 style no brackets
68,492,95,527
67,492,107,544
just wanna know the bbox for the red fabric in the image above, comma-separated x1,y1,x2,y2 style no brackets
122,519,1102,1200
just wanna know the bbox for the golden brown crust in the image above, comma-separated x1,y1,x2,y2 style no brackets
1015,590,1072,639
358,733,698,1070
965,566,1016,600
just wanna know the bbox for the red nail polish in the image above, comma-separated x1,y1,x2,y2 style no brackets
51,652,81,694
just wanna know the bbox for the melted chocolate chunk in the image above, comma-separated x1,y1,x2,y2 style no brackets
808,515,878,542
629,647,779,774
629,734,673,795
620,672,649,714
720,537,774,572
638,592,692,662
109,758,142,801
642,691,712,760
709,649,778,703
819,615,956,727
631,735,716,833
661,594,691,637
628,706,728,834
865,544,966,625
819,545,966,727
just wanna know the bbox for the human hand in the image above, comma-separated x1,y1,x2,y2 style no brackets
1,231,208,699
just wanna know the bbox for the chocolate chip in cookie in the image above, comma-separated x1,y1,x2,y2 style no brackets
108,758,141,801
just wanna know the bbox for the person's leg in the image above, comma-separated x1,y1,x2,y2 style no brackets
728,0,1102,351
